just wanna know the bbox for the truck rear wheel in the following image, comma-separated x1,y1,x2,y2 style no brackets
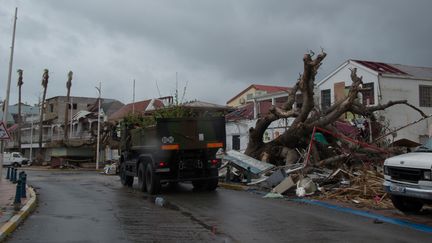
137,163,147,192
120,163,133,187
206,178,218,191
145,163,161,195
390,195,423,213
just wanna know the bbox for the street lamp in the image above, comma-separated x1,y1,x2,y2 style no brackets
95,82,101,170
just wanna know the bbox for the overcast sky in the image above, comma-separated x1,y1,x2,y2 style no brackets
1,0,431,107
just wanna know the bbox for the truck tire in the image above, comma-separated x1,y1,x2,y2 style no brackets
205,169,219,191
390,195,423,213
145,163,161,195
13,162,20,167
192,180,206,190
137,163,147,192
206,178,218,191
120,163,133,187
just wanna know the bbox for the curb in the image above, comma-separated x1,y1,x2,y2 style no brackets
218,182,249,191
0,186,37,242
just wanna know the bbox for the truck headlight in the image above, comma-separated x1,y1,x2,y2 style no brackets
383,166,389,175
424,171,432,180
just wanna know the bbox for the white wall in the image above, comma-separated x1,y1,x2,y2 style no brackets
318,61,432,143
226,118,294,152
379,77,432,143
318,62,379,105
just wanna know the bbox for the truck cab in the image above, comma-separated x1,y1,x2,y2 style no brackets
119,117,225,195
383,138,432,213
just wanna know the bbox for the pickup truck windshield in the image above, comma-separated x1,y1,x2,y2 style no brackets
415,138,432,152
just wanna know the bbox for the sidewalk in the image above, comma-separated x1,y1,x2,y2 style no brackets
0,171,37,241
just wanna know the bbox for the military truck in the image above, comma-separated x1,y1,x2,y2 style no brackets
118,117,225,194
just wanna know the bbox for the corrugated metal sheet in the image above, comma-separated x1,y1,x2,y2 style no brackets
353,60,432,80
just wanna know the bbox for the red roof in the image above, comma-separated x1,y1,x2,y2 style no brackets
226,84,290,104
352,60,408,75
109,99,164,121
226,100,284,121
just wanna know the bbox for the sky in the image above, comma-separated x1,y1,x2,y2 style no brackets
0,0,431,107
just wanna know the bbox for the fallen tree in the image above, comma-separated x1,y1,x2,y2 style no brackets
245,50,428,165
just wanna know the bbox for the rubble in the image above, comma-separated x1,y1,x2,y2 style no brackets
220,124,399,209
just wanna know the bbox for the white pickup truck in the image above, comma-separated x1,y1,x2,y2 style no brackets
2,152,29,167
383,138,432,213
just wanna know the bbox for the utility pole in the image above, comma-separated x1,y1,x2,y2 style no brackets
132,79,135,114
0,7,18,180
95,82,101,170
29,107,34,164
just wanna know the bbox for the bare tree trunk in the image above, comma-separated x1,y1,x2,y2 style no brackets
38,69,49,163
17,69,23,152
244,51,428,165
64,71,73,141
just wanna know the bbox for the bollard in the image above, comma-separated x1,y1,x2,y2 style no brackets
14,179,22,210
246,167,251,183
10,168,15,182
6,167,10,180
9,168,13,182
12,168,18,183
225,165,231,183
21,172,27,198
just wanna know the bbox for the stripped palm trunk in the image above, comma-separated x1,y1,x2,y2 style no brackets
38,69,49,163
17,69,23,152
64,71,73,141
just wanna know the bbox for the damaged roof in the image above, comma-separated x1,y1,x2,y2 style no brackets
109,99,164,121
352,60,432,80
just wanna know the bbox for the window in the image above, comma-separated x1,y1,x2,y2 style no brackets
49,104,54,113
232,135,240,151
419,85,432,107
73,103,77,109
321,89,331,110
362,83,375,105
246,93,253,100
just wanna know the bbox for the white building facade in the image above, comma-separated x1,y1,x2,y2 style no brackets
317,60,432,144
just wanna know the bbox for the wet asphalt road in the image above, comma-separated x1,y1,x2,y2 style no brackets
6,170,432,243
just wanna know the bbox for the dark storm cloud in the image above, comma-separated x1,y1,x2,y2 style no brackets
1,0,431,105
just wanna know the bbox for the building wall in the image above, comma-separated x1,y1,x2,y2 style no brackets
226,118,293,152
379,77,432,143
227,87,261,107
318,62,432,143
318,62,379,106
45,97,97,123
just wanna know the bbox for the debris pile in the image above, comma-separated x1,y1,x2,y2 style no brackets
219,124,401,209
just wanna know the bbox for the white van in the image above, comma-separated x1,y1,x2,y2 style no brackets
383,138,432,213
2,152,29,167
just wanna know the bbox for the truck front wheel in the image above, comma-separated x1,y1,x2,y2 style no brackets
391,195,423,213
120,163,133,187
145,163,161,195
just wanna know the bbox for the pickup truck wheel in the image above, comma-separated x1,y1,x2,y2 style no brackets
145,163,160,195
390,195,423,213
120,163,133,187
137,163,147,192
12,162,20,167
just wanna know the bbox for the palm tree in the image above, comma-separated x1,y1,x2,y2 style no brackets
38,69,49,162
64,71,73,140
17,69,23,152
